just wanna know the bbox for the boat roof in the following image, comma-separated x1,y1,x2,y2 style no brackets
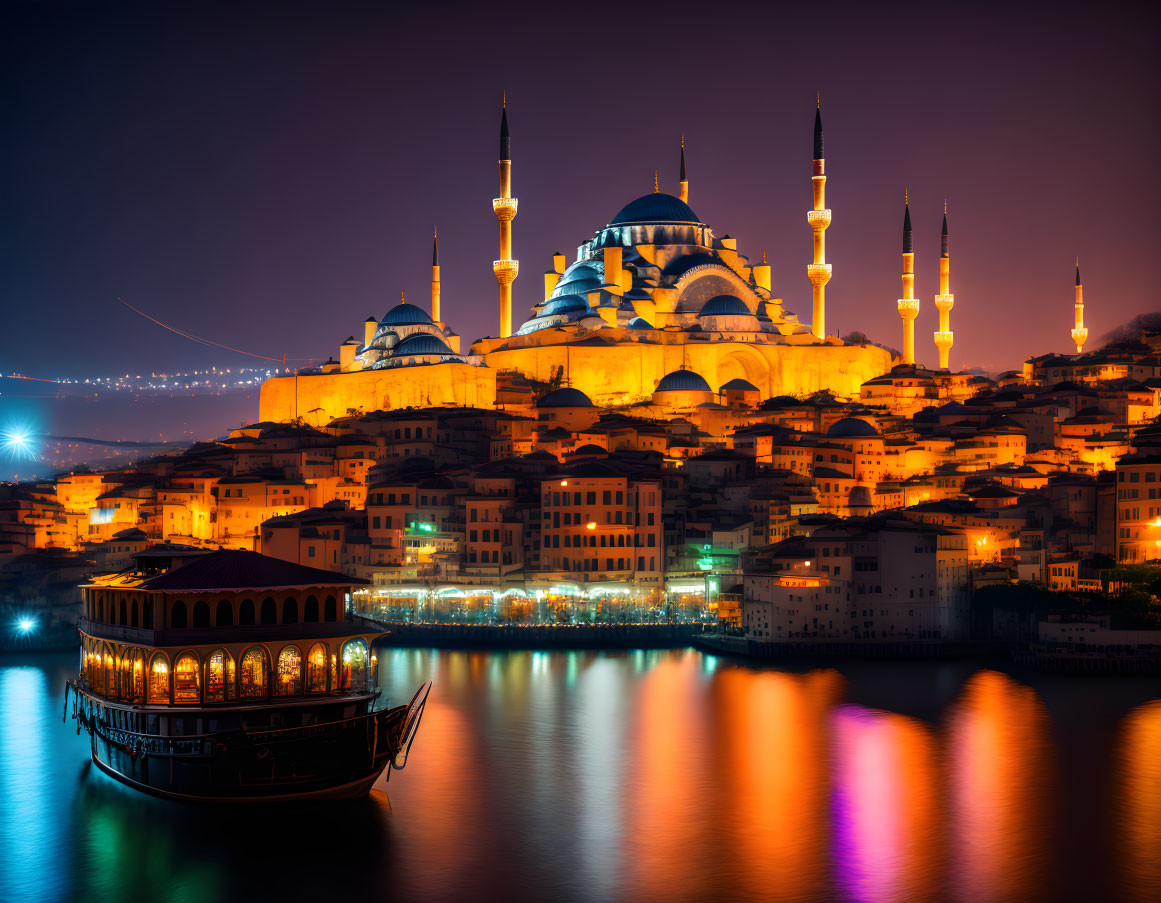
134,550,368,592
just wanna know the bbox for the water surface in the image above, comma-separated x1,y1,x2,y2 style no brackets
1,650,1157,902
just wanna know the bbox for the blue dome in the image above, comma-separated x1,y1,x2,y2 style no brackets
827,417,879,438
379,302,433,327
610,193,702,226
720,378,759,392
627,317,654,330
537,387,594,408
656,369,712,393
698,295,752,317
543,294,591,316
392,332,452,356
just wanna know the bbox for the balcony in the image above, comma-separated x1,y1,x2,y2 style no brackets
806,263,832,285
492,197,518,220
807,209,831,229
493,259,520,283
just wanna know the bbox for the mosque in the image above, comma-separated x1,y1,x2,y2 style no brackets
258,102,900,424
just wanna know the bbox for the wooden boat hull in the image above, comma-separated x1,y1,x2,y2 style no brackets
71,682,429,802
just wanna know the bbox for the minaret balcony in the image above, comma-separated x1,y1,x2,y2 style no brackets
493,197,519,220
898,298,920,316
807,209,832,229
934,331,954,346
934,293,955,312
807,263,832,285
1071,326,1088,344
493,259,520,283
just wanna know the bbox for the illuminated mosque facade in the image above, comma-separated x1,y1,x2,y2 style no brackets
260,103,903,423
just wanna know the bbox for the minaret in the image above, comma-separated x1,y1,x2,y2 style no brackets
431,227,441,322
933,201,954,369
897,193,919,365
807,98,832,340
1071,259,1088,353
678,135,689,204
492,96,519,337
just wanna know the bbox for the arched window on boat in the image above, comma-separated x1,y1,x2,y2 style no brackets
282,597,298,625
127,648,145,702
171,600,188,629
101,644,115,697
260,597,277,625
340,639,369,692
239,598,255,625
143,598,153,629
303,595,319,622
205,649,235,703
306,643,329,693
192,600,210,628
118,598,127,625
275,645,302,696
147,652,171,704
239,647,269,698
118,649,133,701
216,599,232,627
174,651,200,704
84,640,98,689
324,595,337,622
131,599,139,628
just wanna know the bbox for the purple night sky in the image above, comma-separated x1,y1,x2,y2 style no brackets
4,0,1160,381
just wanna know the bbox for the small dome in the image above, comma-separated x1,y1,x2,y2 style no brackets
537,387,594,408
627,317,654,330
656,369,712,393
610,193,702,226
379,302,433,327
720,378,759,392
827,417,879,438
392,333,452,356
543,294,591,316
698,295,751,317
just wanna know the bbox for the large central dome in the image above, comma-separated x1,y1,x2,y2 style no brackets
609,192,702,226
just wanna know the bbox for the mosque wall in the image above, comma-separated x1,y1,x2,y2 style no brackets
259,364,498,424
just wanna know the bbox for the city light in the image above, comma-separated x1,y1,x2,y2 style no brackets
15,616,37,635
1,424,39,460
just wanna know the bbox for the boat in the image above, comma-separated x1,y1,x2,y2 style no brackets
65,548,429,801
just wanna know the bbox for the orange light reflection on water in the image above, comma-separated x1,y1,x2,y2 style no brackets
716,667,841,901
1118,699,1161,903
947,670,1053,903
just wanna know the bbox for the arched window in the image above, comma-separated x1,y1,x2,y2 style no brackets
324,595,337,622
147,652,170,704
239,647,269,698
97,598,104,622
128,648,145,702
101,644,115,697
143,598,153,629
340,639,369,692
306,643,329,694
205,649,235,703
275,646,302,696
118,598,127,625
215,599,232,627
118,650,133,701
303,595,319,622
239,599,255,625
192,601,210,628
260,598,277,625
174,652,200,704
131,599,139,628
282,597,298,625
171,600,187,629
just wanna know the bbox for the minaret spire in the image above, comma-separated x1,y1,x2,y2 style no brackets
933,200,954,369
653,169,659,193
1071,258,1088,354
678,135,689,204
431,226,441,322
492,96,519,337
897,192,919,365
807,97,832,340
